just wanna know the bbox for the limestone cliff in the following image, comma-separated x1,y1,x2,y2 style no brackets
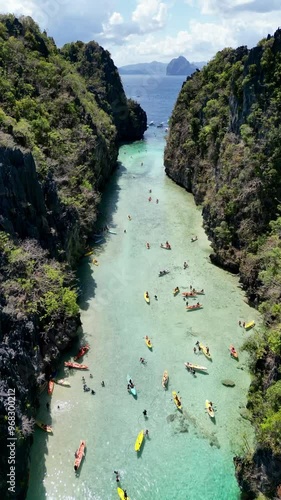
164,30,281,499
61,40,147,142
0,14,147,499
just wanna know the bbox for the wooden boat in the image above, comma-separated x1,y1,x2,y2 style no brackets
134,430,144,451
205,400,215,418
145,336,152,349
173,287,180,296
92,259,99,266
162,370,169,388
182,291,197,297
74,344,90,361
74,440,86,471
184,362,207,372
35,420,53,433
199,343,212,360
47,380,54,395
144,292,150,303
117,487,131,500
172,391,182,410
54,378,71,387
186,304,203,311
64,361,88,370
127,374,137,396
245,320,255,330
229,345,238,359
160,243,171,250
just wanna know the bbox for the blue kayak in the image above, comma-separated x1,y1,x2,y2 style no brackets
127,374,137,396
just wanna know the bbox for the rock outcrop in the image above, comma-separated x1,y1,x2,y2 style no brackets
164,29,281,498
0,14,147,499
166,56,197,76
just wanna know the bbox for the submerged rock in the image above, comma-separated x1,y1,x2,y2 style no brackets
222,379,236,387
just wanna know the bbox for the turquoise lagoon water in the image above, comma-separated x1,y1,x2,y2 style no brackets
27,77,258,500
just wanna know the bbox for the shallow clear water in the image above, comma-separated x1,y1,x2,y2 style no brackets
27,76,258,500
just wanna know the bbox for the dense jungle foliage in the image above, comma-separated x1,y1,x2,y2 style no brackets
0,14,146,498
165,30,281,497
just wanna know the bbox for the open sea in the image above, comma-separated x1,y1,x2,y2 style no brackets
27,75,258,500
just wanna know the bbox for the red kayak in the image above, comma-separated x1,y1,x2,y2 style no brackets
64,362,88,370
229,345,239,359
74,344,90,361
74,440,86,471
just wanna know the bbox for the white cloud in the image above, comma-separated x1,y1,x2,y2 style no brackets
100,0,169,43
198,0,281,16
109,12,123,25
132,0,168,30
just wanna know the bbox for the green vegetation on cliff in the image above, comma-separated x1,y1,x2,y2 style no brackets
0,14,147,498
165,31,281,498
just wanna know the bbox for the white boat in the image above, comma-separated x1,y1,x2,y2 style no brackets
55,378,71,387
149,121,154,126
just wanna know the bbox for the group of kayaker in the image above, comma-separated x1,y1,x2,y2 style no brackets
160,241,171,249
159,269,169,276
127,379,135,391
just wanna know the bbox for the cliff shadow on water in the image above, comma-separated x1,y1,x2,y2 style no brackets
77,161,125,312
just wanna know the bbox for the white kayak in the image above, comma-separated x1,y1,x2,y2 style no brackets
184,362,208,372
55,378,71,387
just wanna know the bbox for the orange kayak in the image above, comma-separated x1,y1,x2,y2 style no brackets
186,304,203,311
64,362,88,370
182,291,197,297
74,440,86,471
74,344,90,361
47,380,54,395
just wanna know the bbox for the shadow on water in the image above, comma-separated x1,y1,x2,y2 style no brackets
77,161,126,312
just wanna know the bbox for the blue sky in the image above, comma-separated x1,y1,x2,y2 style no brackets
1,1,281,65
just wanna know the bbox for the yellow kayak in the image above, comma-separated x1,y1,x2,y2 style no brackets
117,487,130,500
245,320,255,330
173,287,180,296
172,391,182,410
199,343,212,360
205,400,215,418
134,430,144,451
35,420,53,433
84,250,93,257
92,258,99,266
145,336,152,348
144,292,150,303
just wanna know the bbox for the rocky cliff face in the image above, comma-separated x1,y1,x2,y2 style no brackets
61,40,147,142
164,30,281,498
0,14,147,499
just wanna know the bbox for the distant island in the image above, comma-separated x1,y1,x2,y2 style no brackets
119,56,206,76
